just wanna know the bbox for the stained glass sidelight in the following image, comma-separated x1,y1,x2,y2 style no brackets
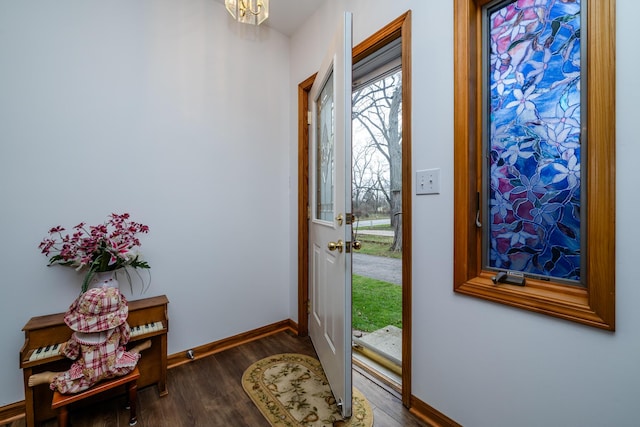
485,0,583,283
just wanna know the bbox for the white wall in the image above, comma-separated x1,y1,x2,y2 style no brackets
0,1,292,406
289,1,640,426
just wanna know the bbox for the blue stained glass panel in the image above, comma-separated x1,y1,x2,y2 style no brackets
486,0,582,282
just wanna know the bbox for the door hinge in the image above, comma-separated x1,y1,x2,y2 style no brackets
307,299,311,314
307,110,312,125
307,204,311,220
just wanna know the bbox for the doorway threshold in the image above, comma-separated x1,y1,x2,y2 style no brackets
352,325,402,394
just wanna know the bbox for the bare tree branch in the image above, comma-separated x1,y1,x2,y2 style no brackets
352,71,403,251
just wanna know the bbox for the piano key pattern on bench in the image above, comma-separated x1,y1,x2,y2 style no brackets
28,343,61,362
27,321,165,363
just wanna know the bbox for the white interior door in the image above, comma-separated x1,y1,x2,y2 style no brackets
308,11,353,419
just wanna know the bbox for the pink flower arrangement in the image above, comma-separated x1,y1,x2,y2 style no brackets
39,213,150,293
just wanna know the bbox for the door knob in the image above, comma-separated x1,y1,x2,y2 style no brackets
328,240,344,253
352,240,362,251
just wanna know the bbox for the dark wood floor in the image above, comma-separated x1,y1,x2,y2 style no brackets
8,331,429,426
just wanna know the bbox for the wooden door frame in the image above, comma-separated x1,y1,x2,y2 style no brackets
297,11,413,408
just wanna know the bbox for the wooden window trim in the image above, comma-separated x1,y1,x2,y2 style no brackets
453,0,616,330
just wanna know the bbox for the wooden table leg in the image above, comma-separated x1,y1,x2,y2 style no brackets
57,405,69,427
127,381,138,426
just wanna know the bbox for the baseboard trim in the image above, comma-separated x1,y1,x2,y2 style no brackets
167,319,298,369
409,394,462,427
0,400,25,425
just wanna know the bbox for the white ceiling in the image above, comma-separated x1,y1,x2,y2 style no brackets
215,0,325,37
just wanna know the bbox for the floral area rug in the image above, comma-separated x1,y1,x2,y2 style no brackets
242,353,373,427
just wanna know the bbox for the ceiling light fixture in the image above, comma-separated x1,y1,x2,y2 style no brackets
225,0,269,26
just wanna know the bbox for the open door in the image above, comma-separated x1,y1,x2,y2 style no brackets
308,11,353,419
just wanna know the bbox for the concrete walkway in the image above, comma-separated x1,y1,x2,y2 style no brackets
355,229,394,237
351,248,403,382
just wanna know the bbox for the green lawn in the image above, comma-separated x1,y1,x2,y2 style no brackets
354,234,402,259
358,223,392,231
352,274,402,332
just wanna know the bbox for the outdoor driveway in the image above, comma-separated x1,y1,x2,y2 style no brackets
352,253,401,285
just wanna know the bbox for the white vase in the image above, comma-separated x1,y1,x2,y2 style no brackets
90,270,120,290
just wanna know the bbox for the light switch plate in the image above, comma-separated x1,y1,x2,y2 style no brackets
416,168,440,195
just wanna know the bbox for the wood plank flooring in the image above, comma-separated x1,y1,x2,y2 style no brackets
7,331,429,426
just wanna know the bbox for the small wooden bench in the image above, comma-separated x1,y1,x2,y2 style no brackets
51,366,140,427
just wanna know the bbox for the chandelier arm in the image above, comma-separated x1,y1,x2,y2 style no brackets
240,0,263,17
